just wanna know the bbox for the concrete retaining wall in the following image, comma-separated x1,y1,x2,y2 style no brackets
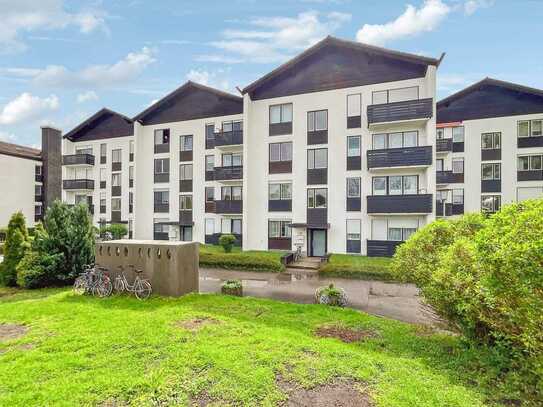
95,240,199,296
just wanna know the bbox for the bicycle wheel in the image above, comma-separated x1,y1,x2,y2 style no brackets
134,280,152,300
114,276,125,293
95,275,113,298
73,276,86,295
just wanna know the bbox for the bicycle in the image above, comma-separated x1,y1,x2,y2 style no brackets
114,265,152,300
73,264,113,298
294,245,303,262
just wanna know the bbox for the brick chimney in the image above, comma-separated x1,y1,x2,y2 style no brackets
41,126,62,210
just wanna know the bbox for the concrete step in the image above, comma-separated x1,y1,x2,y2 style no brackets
288,257,322,271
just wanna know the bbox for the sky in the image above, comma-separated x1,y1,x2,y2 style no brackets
0,0,542,148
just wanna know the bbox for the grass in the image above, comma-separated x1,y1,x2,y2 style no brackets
319,254,395,281
0,287,523,406
199,244,286,272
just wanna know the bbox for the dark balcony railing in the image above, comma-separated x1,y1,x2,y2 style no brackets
269,122,292,136
154,232,169,241
179,180,192,193
179,151,193,162
367,146,432,169
214,130,243,146
518,137,543,148
214,165,243,181
481,179,501,193
307,168,327,185
307,208,327,227
347,115,361,129
436,171,464,184
154,203,169,213
205,201,216,213
346,197,361,211
112,162,122,171
34,195,43,202
179,210,193,226
154,144,169,154
111,186,121,197
35,174,43,182
367,240,404,257
215,200,243,214
307,130,328,145
367,98,433,125
111,211,122,223
62,154,95,166
367,194,432,214
269,199,292,212
347,156,361,171
269,161,292,174
63,179,94,190
436,138,453,152
268,238,292,250
518,170,543,181
437,201,464,217
481,149,501,161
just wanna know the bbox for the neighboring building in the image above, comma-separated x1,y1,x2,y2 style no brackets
0,127,62,228
61,108,135,237
436,78,543,217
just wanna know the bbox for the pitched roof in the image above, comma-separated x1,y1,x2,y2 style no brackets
64,108,133,142
133,81,243,125
437,78,543,123
242,36,444,100
0,140,41,161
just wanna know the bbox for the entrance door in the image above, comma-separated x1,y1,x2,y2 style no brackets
310,229,326,257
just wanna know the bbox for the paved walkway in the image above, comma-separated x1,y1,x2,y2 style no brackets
199,268,437,326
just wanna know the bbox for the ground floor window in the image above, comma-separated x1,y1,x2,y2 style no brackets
268,220,291,238
221,218,242,235
371,218,420,241
481,195,501,213
205,218,215,235
388,227,416,241
180,226,192,242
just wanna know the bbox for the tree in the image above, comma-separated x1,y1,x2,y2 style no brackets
218,234,237,253
99,223,128,240
0,212,29,286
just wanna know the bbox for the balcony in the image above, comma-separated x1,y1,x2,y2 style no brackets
436,171,464,184
214,130,243,147
367,240,404,257
214,165,243,181
367,194,433,214
436,139,452,153
367,98,433,127
62,154,95,166
63,179,94,190
215,200,243,214
367,146,432,170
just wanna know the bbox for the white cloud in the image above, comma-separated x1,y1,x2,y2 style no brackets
76,90,98,103
356,0,450,46
0,92,59,125
3,47,156,88
0,0,108,53
202,11,351,64
186,69,231,92
464,0,494,15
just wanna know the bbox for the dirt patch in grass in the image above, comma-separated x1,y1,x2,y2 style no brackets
277,376,374,407
176,317,220,332
189,391,215,406
0,324,28,341
315,325,377,343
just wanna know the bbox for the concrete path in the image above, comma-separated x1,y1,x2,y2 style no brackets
199,268,437,326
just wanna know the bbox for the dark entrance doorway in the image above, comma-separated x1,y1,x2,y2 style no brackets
309,229,327,257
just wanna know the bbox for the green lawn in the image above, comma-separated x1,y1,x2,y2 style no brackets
319,254,395,281
199,244,286,272
0,287,520,406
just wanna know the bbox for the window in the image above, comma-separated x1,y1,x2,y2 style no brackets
452,158,464,174
154,190,169,204
269,142,292,162
112,173,121,187
205,155,214,171
452,189,464,204
270,103,293,124
180,195,192,210
129,140,134,154
112,149,122,163
180,164,193,180
372,175,418,195
111,198,121,211
180,135,193,151
372,131,418,149
532,120,542,137
452,127,464,143
205,219,215,235
222,153,242,167
307,148,327,169
129,191,133,205
346,220,361,241
205,187,214,202
76,147,93,155
35,185,42,196
481,195,501,213
154,129,170,145
154,220,168,235
35,205,42,216
269,220,292,238
436,159,444,172
35,165,42,176
347,136,361,157
372,177,387,196
307,188,327,208
100,192,106,209
100,168,106,186
232,219,242,235
481,132,501,149
388,228,416,241
129,166,134,182
518,120,530,138
436,128,444,139
482,163,501,180
518,155,543,171
100,143,106,160
346,178,360,198
372,86,418,104
222,120,242,132
307,110,327,132
221,186,242,200
347,94,361,117
269,183,292,200
154,158,169,174
205,124,215,146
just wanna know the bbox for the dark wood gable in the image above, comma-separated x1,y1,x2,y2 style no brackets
65,109,133,142
438,79,543,123
134,82,243,126
244,37,439,101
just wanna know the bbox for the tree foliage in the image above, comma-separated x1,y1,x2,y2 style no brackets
0,212,29,286
99,223,128,240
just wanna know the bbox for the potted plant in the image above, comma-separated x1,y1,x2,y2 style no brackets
221,279,243,296
315,284,347,307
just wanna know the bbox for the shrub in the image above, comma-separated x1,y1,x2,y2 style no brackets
0,212,29,286
199,252,284,272
100,223,128,240
315,284,347,307
221,279,243,296
16,251,64,289
218,234,237,253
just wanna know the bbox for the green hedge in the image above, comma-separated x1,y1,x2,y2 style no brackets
319,254,395,281
199,252,284,272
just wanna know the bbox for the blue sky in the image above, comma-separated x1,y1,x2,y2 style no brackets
1,0,542,148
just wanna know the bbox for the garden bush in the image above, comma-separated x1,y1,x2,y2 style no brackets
99,223,128,240
392,200,543,399
0,212,29,286
218,234,237,253
199,252,284,272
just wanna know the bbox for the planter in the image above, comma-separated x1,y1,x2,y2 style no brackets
221,280,243,297
315,284,348,307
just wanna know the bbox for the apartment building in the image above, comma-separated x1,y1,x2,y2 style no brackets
436,78,543,216
242,36,440,257
0,127,61,229
61,109,136,237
